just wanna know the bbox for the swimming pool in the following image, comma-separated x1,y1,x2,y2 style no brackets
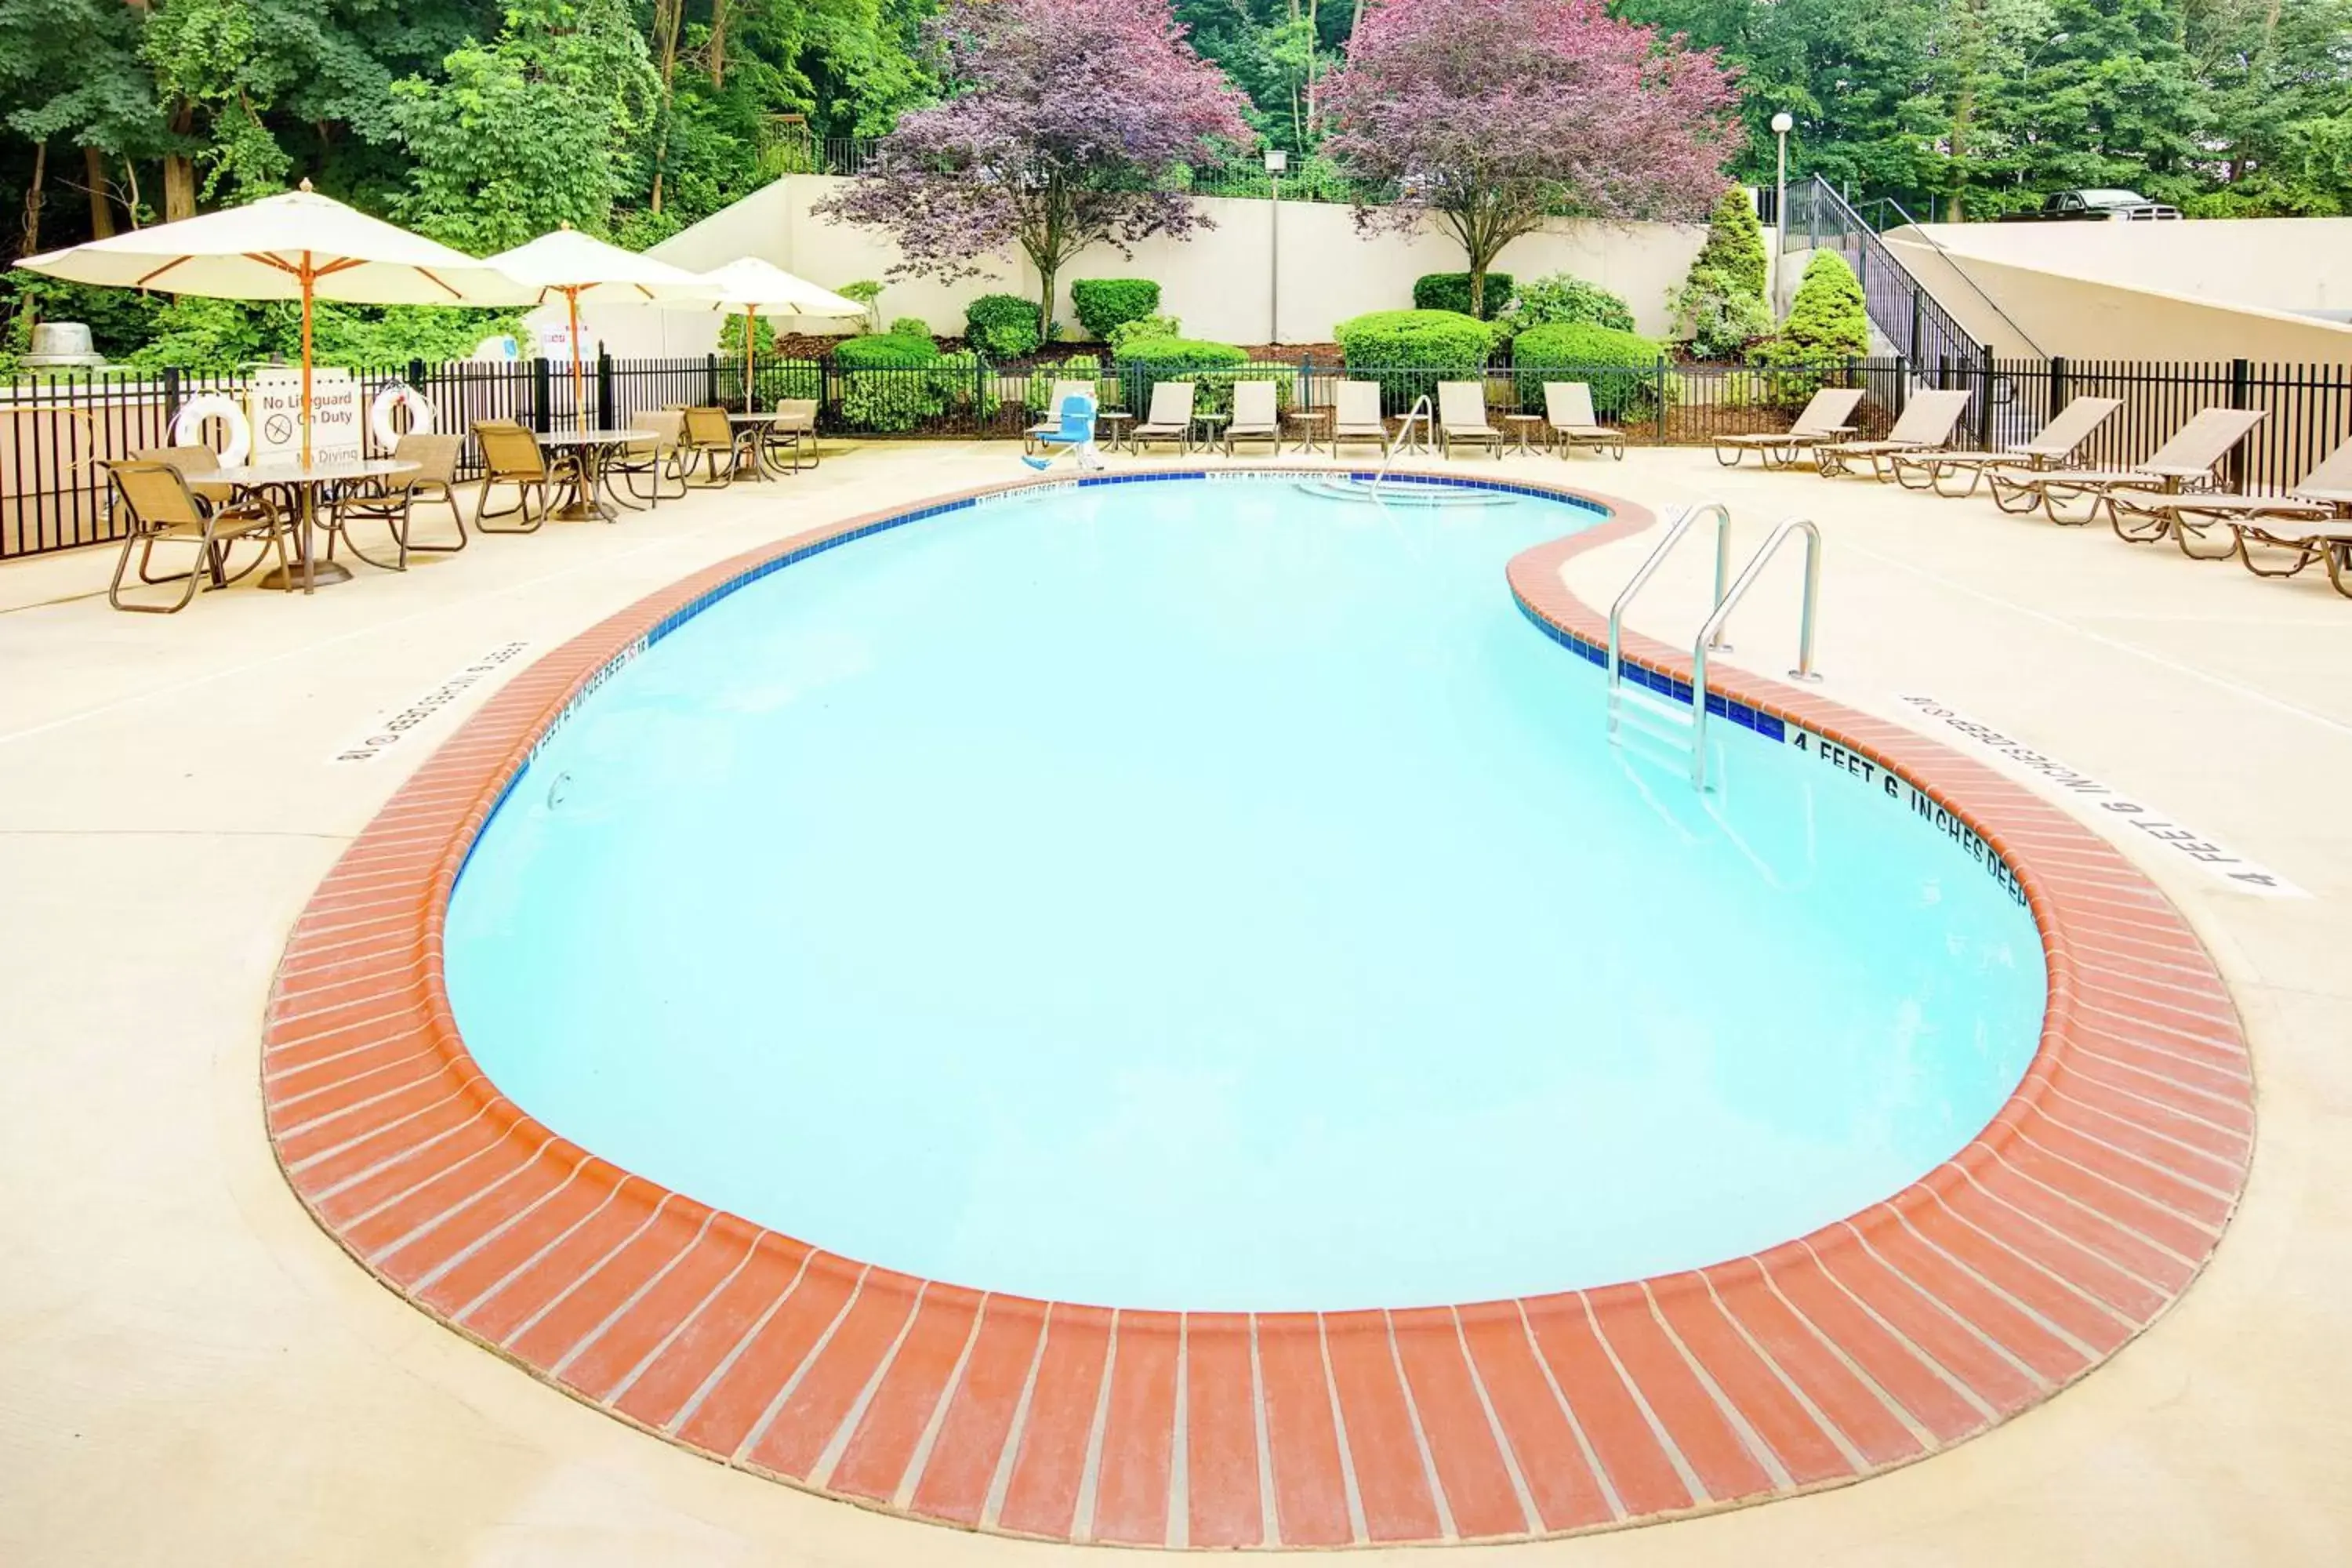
444,476,2046,1313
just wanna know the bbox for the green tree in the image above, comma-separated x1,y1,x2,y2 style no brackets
392,0,659,251
1752,250,1869,366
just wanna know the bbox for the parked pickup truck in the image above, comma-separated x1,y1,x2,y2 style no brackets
2002,188,2183,222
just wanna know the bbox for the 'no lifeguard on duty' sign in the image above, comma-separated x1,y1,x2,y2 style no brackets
250,368,364,464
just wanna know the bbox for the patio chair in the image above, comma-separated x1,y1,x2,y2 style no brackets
2106,433,2352,560
1437,381,1503,459
472,421,569,532
328,432,466,568
1225,379,1281,455
766,397,818,471
1813,389,1975,480
103,459,290,614
1886,396,2125,496
1713,387,1867,467
679,405,753,486
1331,381,1390,457
1132,381,1196,453
1542,383,1624,461
1987,408,2267,525
612,410,688,504
131,444,238,509
1025,380,1092,453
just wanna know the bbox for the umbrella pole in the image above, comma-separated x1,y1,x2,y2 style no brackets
744,306,758,414
300,255,314,467
568,287,587,432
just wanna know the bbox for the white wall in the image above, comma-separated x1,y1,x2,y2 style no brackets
565,175,1726,357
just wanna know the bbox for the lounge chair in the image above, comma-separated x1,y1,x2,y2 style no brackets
767,397,818,470
1025,379,1092,453
1542,382,1624,461
2105,433,2352,559
1713,387,1866,467
1225,379,1281,454
472,421,569,531
1331,380,1390,457
1132,381,1196,452
680,405,754,486
1814,388,1976,479
329,432,466,568
1987,407,2267,525
1886,395,2124,496
1437,381,1503,459
103,459,290,613
612,410,688,504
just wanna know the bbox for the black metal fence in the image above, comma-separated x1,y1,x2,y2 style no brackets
5,350,2349,561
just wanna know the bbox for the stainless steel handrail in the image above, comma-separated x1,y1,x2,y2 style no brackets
1691,517,1823,789
1605,500,1733,739
1372,395,1433,492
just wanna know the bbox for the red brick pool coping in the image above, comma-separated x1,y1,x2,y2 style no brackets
263,469,2252,1548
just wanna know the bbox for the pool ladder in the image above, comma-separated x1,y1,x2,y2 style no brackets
1606,502,1823,791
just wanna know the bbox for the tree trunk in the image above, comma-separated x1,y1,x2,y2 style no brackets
84,145,117,238
709,0,731,89
1948,78,1972,223
21,141,47,256
162,101,197,220
648,0,684,214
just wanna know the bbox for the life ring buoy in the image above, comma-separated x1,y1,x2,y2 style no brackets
170,394,251,466
369,383,435,450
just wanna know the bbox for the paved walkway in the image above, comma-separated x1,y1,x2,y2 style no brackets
2,445,2345,1566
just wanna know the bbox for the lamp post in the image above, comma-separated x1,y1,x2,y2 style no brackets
1770,112,1794,308
1265,148,1287,345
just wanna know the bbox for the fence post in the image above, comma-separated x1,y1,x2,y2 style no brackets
597,349,616,429
2049,355,2068,420
1907,288,1922,369
1806,183,1818,251
1977,346,1996,451
706,353,720,406
162,366,182,426
529,357,552,434
406,357,426,390
1653,356,1668,444
2228,357,2252,489
973,352,986,434
1893,358,1909,418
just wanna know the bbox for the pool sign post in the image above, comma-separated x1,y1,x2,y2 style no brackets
249,367,363,466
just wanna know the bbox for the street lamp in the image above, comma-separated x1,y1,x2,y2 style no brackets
1770,113,1794,309
1265,148,1287,344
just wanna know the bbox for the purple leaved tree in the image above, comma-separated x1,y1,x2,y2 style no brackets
1323,0,1743,318
814,0,1252,339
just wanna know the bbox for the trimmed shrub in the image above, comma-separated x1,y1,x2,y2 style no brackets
1106,313,1181,355
1512,321,1666,419
1748,252,1869,402
1413,272,1515,320
887,316,933,343
1690,189,1769,301
1502,274,1637,336
833,332,945,432
1069,279,1162,342
1334,309,1499,407
964,292,1042,359
1025,354,1105,414
1111,336,1283,417
726,356,822,408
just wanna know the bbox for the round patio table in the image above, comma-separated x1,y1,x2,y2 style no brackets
536,428,657,521
212,456,419,592
1286,407,1334,457
1504,413,1547,457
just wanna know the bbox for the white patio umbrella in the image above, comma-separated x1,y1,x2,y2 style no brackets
485,224,717,428
676,257,867,409
16,180,528,463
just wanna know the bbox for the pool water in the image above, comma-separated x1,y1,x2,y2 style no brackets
446,478,2045,1312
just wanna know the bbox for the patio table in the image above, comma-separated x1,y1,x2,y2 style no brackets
535,428,657,521
212,456,419,592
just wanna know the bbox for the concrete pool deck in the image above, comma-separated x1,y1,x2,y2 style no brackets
1,445,2346,1564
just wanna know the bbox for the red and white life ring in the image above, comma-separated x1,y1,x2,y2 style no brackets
169,394,252,466
369,383,435,450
